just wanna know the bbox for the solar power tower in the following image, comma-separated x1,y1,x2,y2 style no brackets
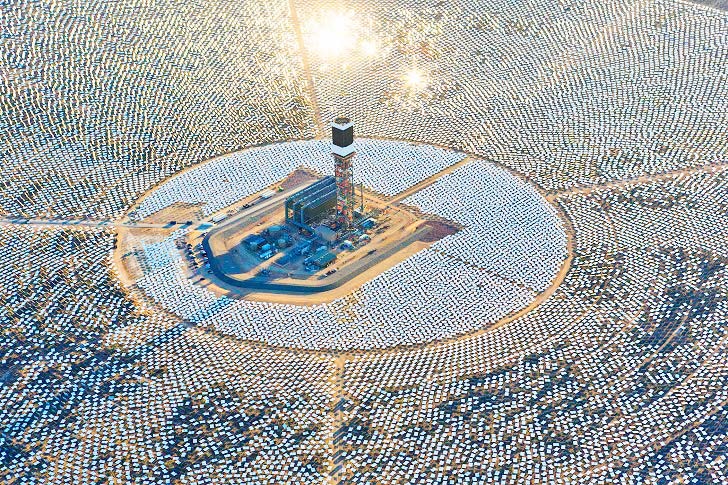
331,117,356,229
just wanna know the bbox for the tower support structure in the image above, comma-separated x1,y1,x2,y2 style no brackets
331,117,356,229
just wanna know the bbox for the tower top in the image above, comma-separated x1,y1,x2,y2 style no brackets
332,117,353,130
331,116,355,157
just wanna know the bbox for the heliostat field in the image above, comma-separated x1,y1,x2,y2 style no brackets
1,1,727,484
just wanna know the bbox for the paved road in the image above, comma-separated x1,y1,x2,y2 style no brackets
0,188,293,231
0,218,176,229
208,189,293,232
388,156,474,205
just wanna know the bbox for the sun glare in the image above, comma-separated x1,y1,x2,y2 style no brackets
360,39,378,57
310,12,358,58
405,69,427,90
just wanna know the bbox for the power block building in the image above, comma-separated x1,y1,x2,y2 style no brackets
284,175,337,229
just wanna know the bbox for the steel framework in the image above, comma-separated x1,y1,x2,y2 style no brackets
331,117,356,229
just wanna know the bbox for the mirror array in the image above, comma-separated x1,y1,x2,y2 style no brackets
1,0,727,483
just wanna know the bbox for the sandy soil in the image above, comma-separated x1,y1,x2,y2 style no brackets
279,168,320,190
143,202,203,225
201,238,432,305
115,225,176,284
